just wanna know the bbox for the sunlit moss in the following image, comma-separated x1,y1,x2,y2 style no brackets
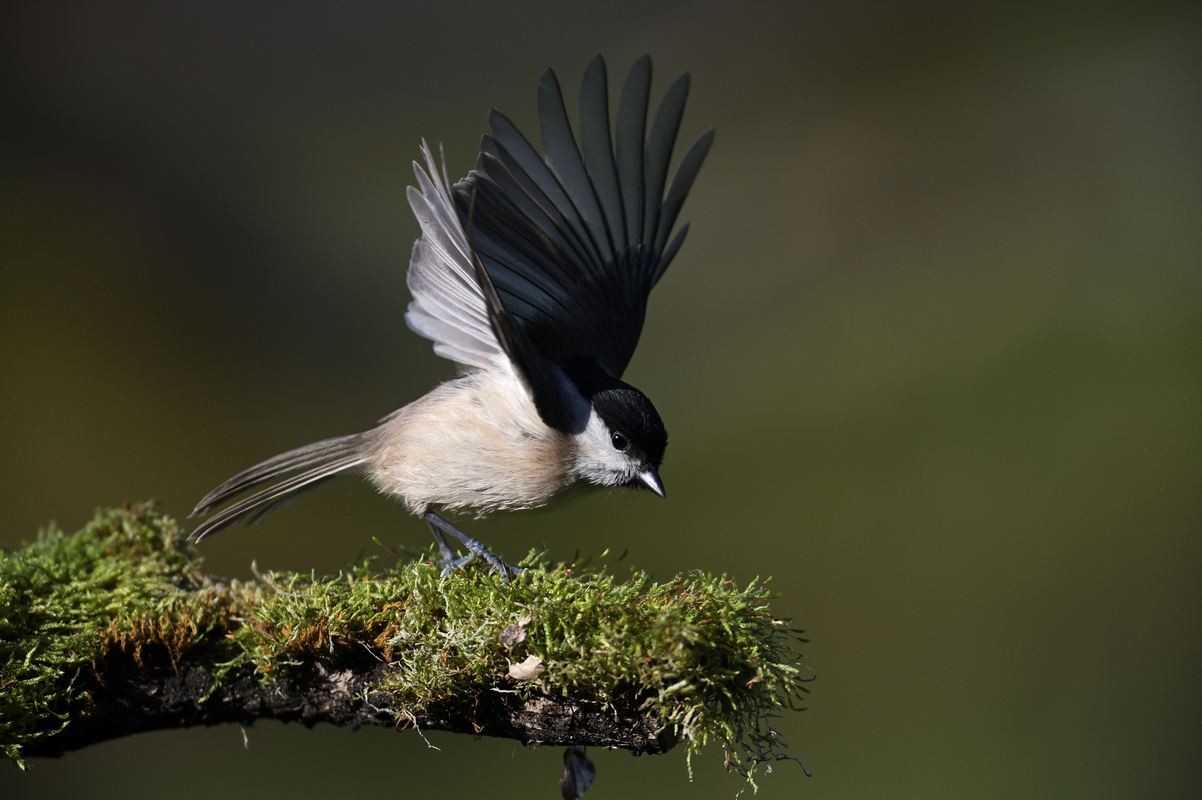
1,504,808,787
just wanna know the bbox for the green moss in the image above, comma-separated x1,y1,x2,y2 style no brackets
1,504,809,787
0,505,224,765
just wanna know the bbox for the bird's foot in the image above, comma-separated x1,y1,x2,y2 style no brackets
436,550,478,574
425,512,522,581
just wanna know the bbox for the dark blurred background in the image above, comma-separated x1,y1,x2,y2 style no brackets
2,1,1200,798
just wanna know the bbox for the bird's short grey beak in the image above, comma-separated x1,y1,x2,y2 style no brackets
638,469,666,498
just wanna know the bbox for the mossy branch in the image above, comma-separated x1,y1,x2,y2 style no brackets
1,505,809,785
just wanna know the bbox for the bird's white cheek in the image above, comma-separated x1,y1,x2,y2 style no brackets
570,449,626,486
569,411,633,486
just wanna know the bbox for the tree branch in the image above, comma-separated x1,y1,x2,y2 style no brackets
23,651,672,758
2,504,807,777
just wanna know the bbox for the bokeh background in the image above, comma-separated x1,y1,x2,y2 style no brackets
2,1,1200,798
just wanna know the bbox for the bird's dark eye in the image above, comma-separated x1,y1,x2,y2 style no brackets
610,432,629,451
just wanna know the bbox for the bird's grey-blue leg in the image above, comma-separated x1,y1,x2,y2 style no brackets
424,511,520,578
425,521,476,572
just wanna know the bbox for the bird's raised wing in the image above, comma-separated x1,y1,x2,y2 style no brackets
403,142,507,371
455,55,713,406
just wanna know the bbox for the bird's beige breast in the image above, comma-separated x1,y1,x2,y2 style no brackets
364,373,572,516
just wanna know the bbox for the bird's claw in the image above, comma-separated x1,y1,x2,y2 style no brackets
425,512,521,581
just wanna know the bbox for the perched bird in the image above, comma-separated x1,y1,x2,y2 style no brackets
189,55,714,575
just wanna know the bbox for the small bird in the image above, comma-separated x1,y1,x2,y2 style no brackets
189,55,714,575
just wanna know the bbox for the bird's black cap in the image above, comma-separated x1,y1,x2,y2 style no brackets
591,384,668,469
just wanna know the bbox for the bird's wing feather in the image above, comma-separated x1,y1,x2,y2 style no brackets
456,55,713,395
403,141,507,370
464,222,586,432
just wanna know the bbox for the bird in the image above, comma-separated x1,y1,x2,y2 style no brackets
188,54,714,576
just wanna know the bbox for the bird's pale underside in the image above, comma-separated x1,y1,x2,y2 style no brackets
190,55,713,574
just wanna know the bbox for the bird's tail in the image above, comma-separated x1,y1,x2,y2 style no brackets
189,432,371,543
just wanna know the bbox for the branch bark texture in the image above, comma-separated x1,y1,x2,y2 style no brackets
24,652,671,759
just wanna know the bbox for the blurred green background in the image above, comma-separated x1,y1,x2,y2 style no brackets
2,1,1200,798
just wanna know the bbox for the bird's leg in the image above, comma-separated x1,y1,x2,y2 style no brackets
425,522,475,572
426,522,457,563
423,511,521,579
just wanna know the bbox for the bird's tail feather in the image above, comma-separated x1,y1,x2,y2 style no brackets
189,432,369,543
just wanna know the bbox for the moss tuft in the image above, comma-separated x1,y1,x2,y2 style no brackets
1,504,809,786
0,505,224,766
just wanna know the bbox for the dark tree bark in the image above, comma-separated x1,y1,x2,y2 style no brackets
22,647,675,759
